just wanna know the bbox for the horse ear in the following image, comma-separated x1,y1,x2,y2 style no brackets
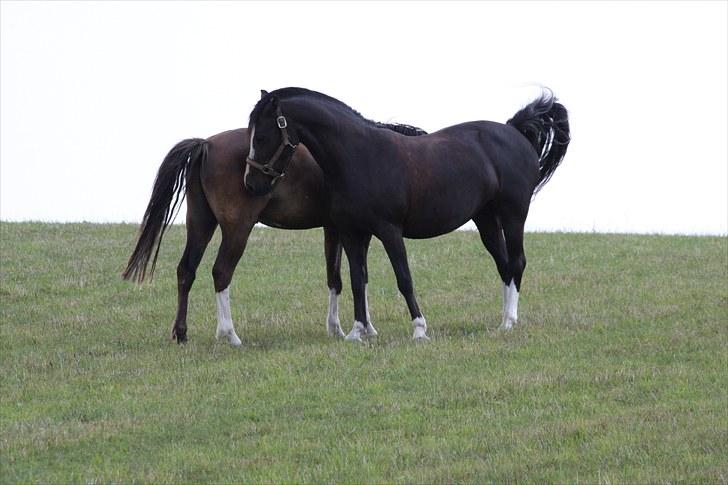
260,90,269,99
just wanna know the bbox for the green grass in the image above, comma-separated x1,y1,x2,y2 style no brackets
1,222,726,484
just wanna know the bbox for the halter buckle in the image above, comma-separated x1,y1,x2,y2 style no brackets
276,116,288,129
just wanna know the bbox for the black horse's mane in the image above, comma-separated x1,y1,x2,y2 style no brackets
374,122,428,136
249,87,427,137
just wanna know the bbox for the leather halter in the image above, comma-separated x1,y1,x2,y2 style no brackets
245,106,298,180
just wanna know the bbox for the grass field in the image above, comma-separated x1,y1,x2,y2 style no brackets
1,222,726,483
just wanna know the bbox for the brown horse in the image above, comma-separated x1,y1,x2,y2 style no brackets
123,124,425,345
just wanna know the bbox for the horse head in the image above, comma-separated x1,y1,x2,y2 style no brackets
244,91,300,196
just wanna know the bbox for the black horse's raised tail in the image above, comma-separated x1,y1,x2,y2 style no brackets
507,89,570,194
123,138,208,283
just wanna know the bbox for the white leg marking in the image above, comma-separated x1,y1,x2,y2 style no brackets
327,289,345,337
345,321,367,343
215,287,242,346
344,285,378,341
412,316,430,340
501,279,519,330
364,283,371,323
363,284,378,336
502,283,508,322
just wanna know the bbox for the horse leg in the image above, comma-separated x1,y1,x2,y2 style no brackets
172,195,217,343
378,226,428,340
361,234,378,335
341,232,376,342
499,208,528,330
472,209,511,327
324,226,345,337
211,221,255,347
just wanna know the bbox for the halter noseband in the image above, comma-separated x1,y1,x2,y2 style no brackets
245,106,298,181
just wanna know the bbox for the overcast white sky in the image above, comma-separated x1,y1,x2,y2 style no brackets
1,1,726,234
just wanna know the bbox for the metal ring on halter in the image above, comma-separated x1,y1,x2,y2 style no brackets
245,157,284,178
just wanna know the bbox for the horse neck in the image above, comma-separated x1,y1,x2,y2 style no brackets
288,99,375,176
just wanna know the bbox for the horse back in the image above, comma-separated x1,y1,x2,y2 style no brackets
428,120,540,198
391,121,539,237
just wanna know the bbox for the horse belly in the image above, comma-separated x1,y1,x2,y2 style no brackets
402,157,498,238
403,216,471,239
403,183,490,238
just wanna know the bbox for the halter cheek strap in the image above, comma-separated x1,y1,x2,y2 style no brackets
245,106,298,181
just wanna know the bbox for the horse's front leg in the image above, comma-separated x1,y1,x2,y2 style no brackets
361,235,378,336
323,226,345,337
340,232,377,342
378,226,429,340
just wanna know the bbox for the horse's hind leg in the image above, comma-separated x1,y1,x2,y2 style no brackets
211,221,256,346
172,200,217,343
499,207,528,330
473,209,511,327
377,226,428,340
324,226,345,337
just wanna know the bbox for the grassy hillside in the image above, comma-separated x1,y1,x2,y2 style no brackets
1,222,726,483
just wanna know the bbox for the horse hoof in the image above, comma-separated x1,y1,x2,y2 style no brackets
328,321,346,338
226,332,242,347
216,328,242,347
364,322,378,337
345,321,366,342
500,320,515,330
411,317,428,340
412,327,430,341
172,327,187,344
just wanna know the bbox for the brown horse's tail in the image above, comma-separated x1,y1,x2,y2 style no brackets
507,88,570,194
123,138,208,283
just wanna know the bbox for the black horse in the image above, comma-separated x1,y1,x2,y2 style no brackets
244,88,569,341
123,123,425,345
